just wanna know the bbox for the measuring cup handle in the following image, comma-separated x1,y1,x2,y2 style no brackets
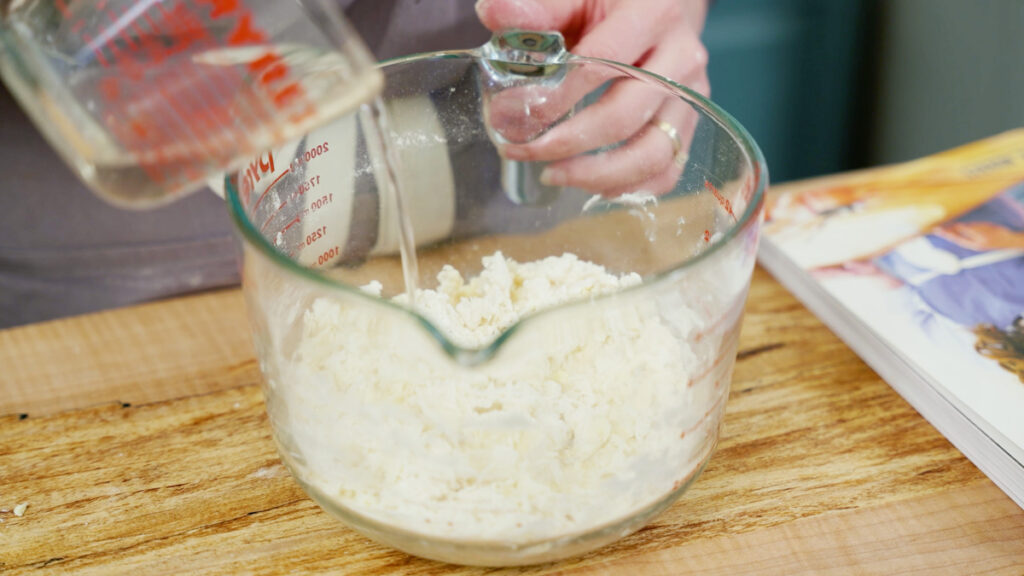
477,30,572,207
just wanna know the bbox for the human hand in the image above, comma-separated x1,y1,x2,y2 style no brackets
935,221,1024,251
476,0,710,196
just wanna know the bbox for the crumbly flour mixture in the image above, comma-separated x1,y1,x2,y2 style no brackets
277,252,711,542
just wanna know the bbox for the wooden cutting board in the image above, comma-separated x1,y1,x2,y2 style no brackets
1,269,1023,573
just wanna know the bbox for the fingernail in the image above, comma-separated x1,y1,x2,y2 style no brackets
475,0,491,19
540,166,566,186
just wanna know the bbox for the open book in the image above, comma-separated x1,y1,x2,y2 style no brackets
759,130,1024,509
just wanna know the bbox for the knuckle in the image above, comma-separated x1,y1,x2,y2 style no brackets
581,39,619,63
692,42,709,67
660,0,684,24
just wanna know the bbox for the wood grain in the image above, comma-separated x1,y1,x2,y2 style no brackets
583,483,1024,576
0,289,256,418
2,267,1021,574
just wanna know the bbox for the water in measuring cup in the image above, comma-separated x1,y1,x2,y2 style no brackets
362,98,420,305
4,34,382,207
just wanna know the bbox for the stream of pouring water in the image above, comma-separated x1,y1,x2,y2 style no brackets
363,98,420,307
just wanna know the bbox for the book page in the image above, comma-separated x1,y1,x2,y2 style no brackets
763,129,1024,464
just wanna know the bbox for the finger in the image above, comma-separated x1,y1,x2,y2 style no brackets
538,126,670,192
540,97,696,193
604,157,684,197
571,2,681,64
477,0,692,64
603,105,696,198
484,62,619,144
502,32,707,161
500,80,666,161
480,0,675,147
475,0,582,34
609,94,702,196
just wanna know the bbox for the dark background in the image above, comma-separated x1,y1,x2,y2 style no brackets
704,0,1024,183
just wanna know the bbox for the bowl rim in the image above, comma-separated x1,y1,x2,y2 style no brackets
225,47,769,365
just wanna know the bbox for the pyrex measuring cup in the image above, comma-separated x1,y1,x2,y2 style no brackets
0,0,380,207
228,31,766,566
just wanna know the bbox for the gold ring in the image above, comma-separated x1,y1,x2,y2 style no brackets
653,120,689,169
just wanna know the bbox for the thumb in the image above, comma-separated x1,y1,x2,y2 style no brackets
475,0,580,32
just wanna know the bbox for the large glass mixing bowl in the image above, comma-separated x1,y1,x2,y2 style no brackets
226,31,766,566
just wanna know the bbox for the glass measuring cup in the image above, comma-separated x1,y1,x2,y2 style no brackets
227,31,767,566
0,0,380,207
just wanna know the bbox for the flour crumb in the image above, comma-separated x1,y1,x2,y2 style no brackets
582,191,658,213
278,251,714,544
393,251,641,348
676,217,687,236
13,503,27,517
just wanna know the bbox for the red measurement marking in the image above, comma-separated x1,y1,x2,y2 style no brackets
140,12,168,64
229,13,268,44
133,98,179,168
305,225,328,247
691,295,745,351
678,389,728,440
271,83,303,108
171,77,217,147
165,55,227,133
174,25,267,143
252,168,291,212
160,3,217,60
79,32,111,68
260,200,289,233
200,0,241,18
275,185,314,223
183,54,251,158
129,120,148,139
309,193,334,211
688,351,727,388
688,325,740,387
189,73,238,154
106,9,141,52
94,3,225,175
128,16,148,41
80,0,317,195
317,246,341,266
157,83,217,160
252,56,289,85
241,150,278,203
281,216,301,234
705,179,737,222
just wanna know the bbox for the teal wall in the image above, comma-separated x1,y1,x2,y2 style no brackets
703,0,870,183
